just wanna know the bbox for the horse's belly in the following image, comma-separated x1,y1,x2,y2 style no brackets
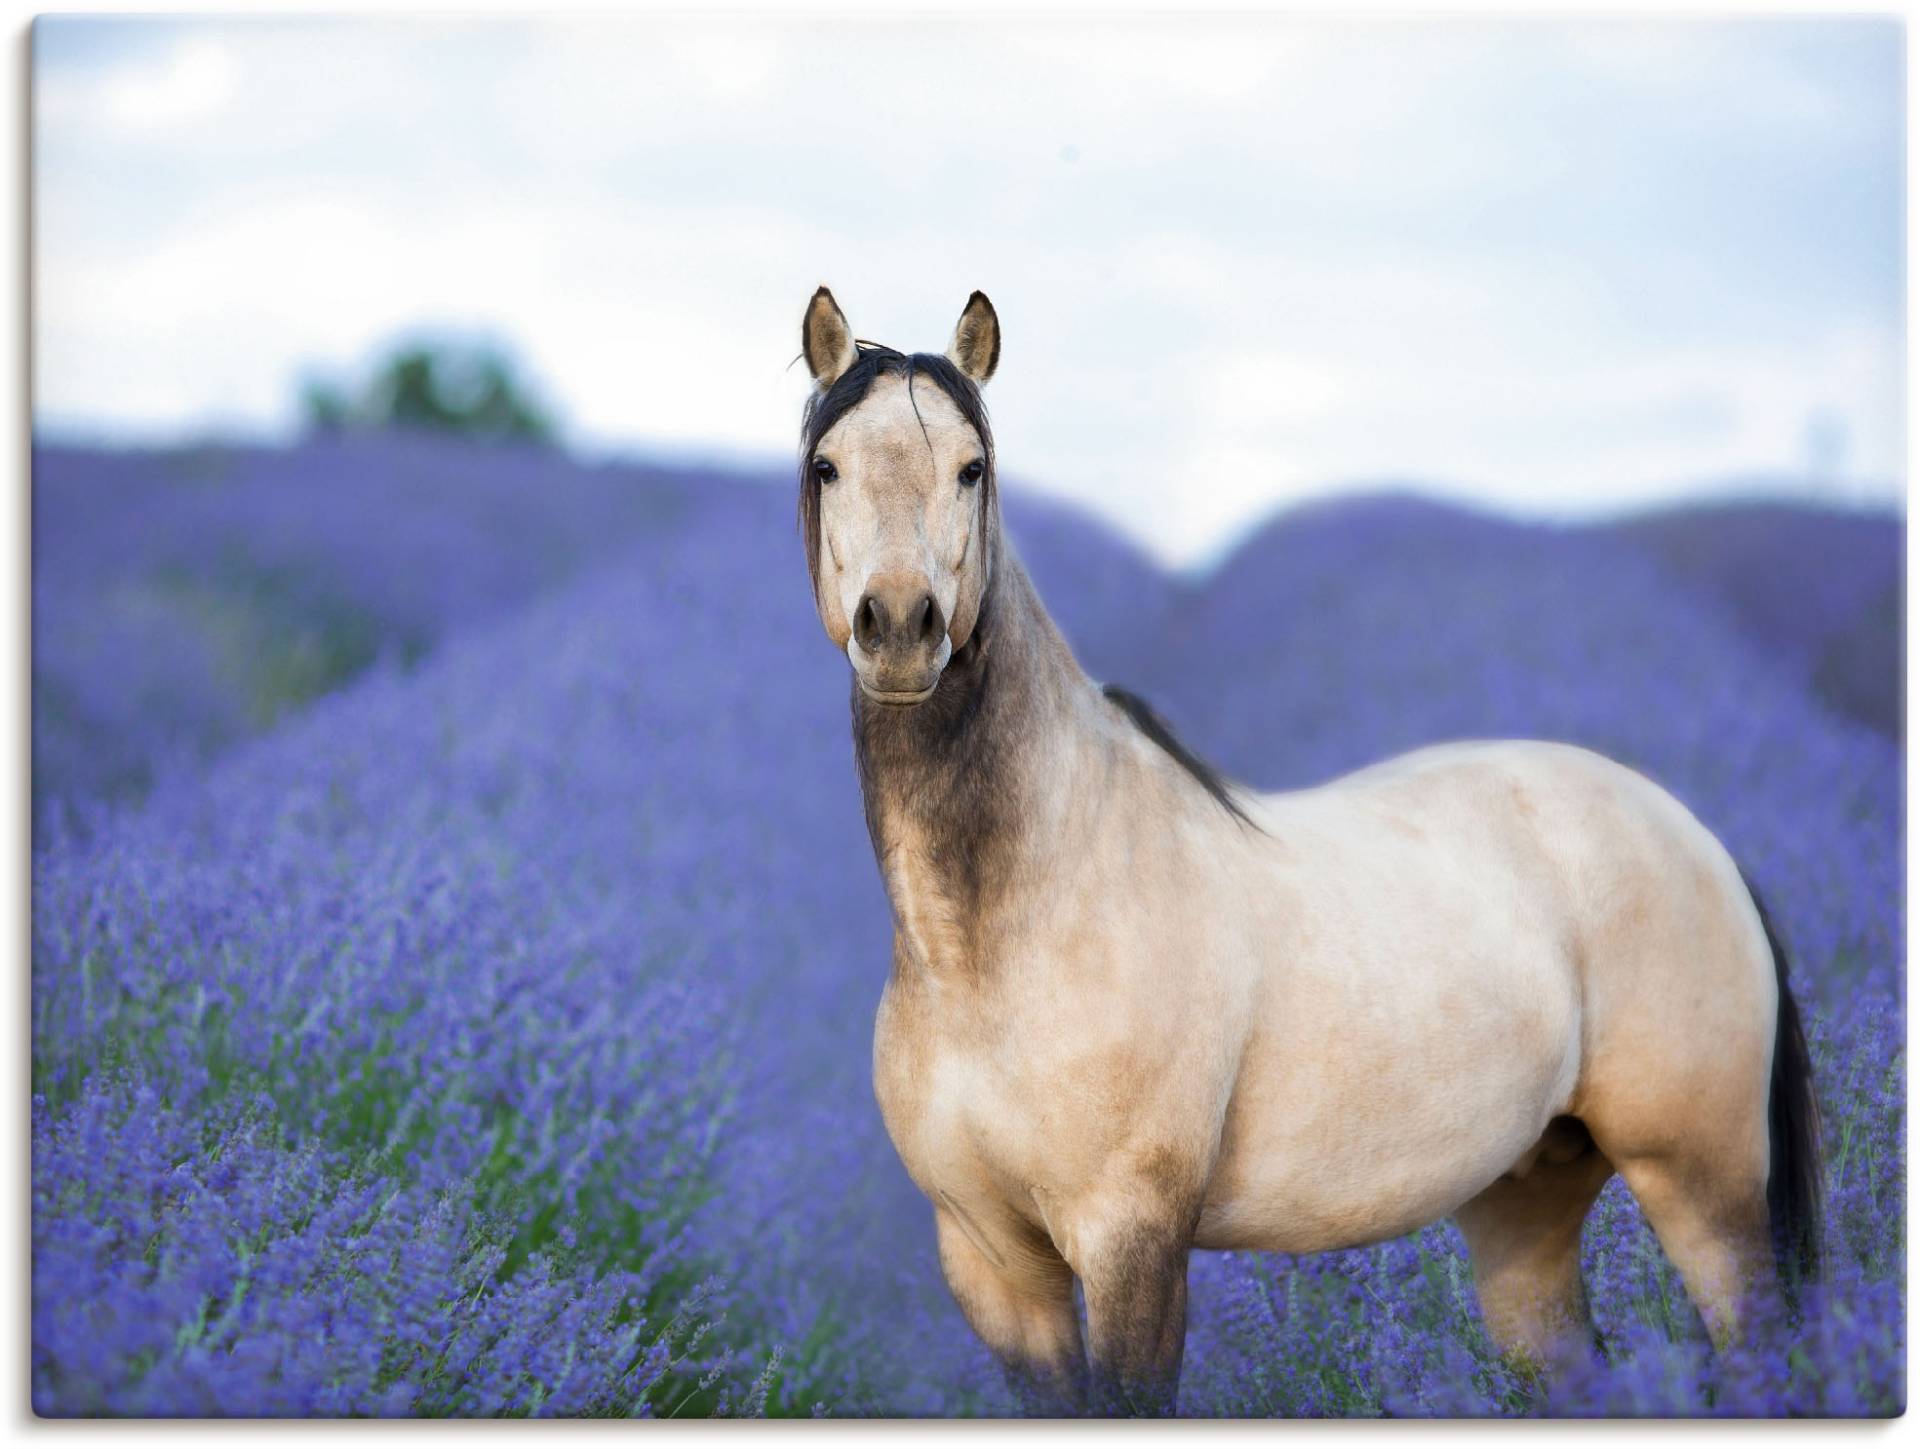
1196,934,1583,1252
1195,1115,1541,1254
1195,1042,1572,1252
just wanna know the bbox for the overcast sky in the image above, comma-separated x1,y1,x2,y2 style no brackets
34,16,1905,566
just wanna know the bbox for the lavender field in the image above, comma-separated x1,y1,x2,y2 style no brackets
31,438,1904,1416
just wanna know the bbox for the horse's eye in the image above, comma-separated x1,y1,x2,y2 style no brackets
811,457,838,484
959,459,985,487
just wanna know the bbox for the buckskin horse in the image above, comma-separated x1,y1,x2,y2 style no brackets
793,286,1821,1416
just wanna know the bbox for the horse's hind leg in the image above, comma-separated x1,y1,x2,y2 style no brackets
1605,1141,1773,1346
1581,1027,1776,1343
1455,1121,1614,1375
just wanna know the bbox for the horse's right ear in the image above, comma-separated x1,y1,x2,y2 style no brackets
802,286,858,391
945,291,1000,385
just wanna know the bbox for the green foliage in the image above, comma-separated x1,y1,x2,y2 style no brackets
302,341,555,445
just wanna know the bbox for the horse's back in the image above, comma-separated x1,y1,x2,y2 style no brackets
1266,739,1763,968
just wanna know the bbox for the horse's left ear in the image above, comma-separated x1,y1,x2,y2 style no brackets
803,286,858,391
946,291,1000,385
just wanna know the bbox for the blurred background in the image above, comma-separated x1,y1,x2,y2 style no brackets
31,13,1906,828
36,15,1904,566
30,16,1909,1417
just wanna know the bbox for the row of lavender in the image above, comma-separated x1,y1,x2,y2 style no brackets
33,443,1897,833
33,438,757,830
32,440,1902,1414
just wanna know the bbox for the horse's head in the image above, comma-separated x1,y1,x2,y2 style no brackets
797,287,1000,706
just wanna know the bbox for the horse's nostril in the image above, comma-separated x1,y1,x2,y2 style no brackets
855,594,888,653
913,594,935,643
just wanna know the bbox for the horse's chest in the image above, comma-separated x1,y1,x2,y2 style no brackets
872,982,1049,1209
871,850,1049,1196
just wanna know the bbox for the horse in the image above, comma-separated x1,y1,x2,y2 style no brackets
793,286,1823,1416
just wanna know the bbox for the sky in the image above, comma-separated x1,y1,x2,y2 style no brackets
33,15,1906,568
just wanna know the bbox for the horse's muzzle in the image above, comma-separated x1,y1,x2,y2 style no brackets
851,573,950,703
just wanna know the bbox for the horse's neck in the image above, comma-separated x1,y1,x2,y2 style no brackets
853,549,1092,973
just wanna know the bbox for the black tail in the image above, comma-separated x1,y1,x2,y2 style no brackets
1743,872,1824,1291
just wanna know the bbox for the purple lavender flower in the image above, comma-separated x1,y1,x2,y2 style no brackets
32,441,1902,1416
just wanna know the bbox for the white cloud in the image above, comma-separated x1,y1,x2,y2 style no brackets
33,17,1905,566
39,32,237,133
110,36,235,129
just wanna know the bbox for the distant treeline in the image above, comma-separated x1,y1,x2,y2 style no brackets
301,340,555,444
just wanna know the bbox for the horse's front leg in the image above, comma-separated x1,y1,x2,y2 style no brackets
935,1209,1087,1416
1076,1216,1192,1416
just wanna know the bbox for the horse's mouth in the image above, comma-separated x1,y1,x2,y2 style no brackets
848,634,950,708
858,680,938,707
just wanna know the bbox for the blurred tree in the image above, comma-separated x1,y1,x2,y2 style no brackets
300,378,352,434
301,341,556,444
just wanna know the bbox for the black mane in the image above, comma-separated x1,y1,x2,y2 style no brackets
1102,685,1257,828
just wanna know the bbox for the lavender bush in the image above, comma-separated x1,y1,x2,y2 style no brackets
33,438,763,831
1614,500,1902,739
31,441,1903,1416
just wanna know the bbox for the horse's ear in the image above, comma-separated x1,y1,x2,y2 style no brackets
945,291,1000,385
803,286,857,391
